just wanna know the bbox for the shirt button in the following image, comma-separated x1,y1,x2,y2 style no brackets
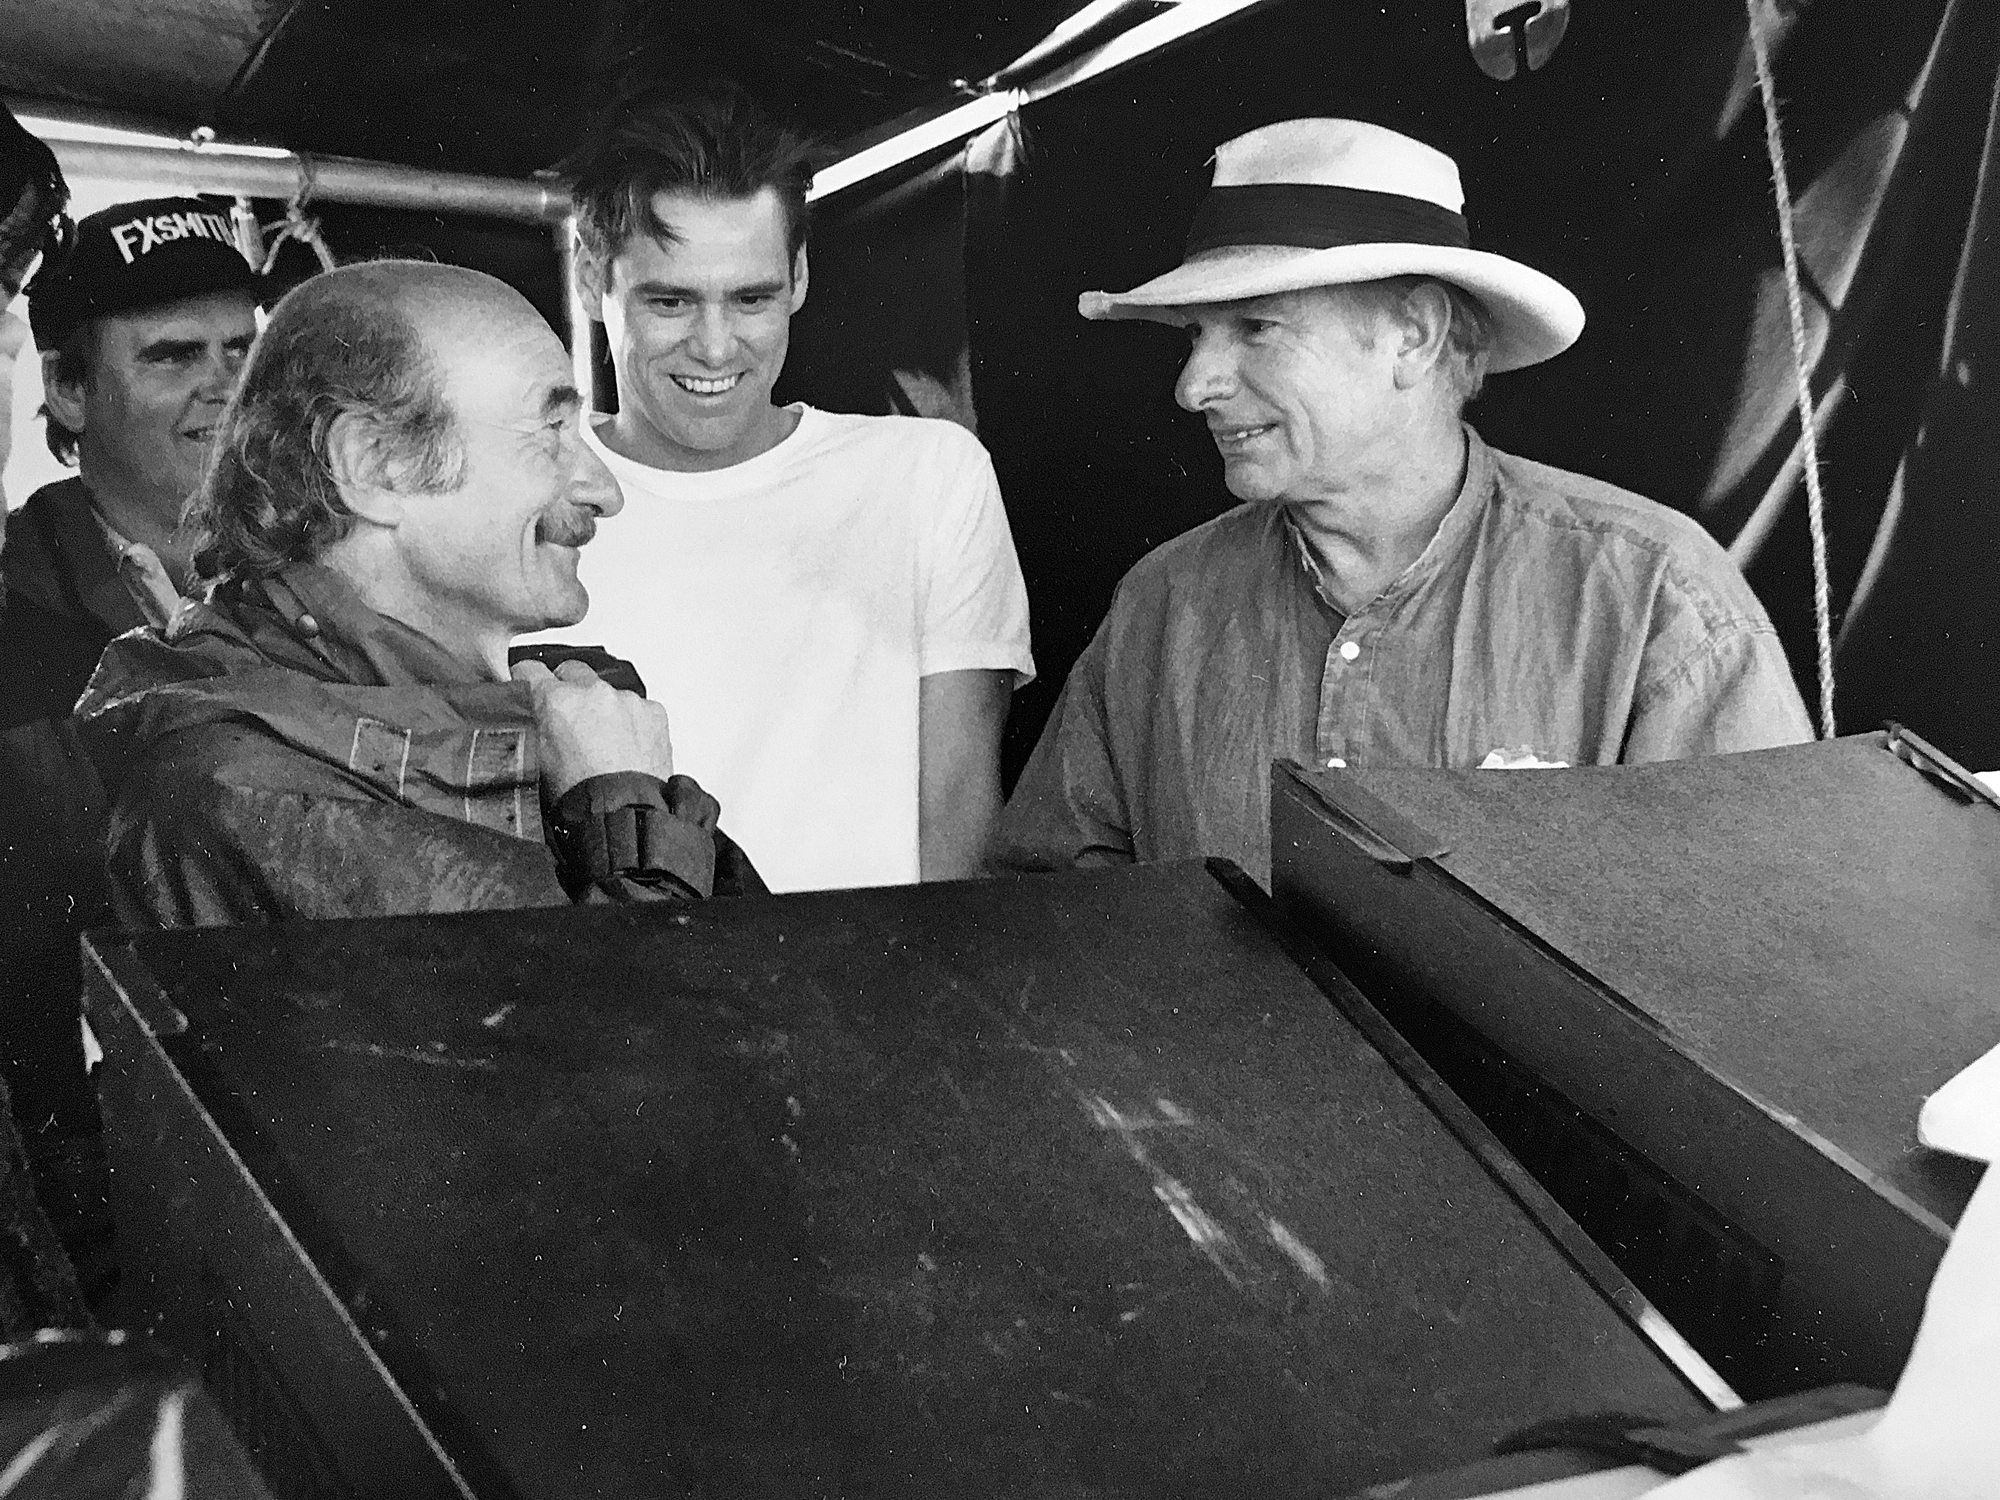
1339,640,1361,661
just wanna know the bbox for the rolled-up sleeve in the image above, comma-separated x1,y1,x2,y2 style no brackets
550,771,732,901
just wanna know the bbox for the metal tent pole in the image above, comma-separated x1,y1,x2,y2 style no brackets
40,137,567,225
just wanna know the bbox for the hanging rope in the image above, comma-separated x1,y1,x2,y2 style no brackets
1746,0,1837,738
259,200,338,275
258,154,337,275
228,197,266,270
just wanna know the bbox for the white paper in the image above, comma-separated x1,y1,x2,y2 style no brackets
1643,1165,2000,1500
1478,746,1571,770
1919,1041,2000,1163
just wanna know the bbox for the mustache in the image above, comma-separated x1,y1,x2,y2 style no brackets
535,510,598,547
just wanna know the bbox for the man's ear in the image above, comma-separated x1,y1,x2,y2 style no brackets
573,242,610,318
789,246,809,314
324,411,406,528
1389,281,1454,391
39,348,87,434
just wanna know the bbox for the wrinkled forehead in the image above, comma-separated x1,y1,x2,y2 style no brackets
424,292,578,422
96,286,260,340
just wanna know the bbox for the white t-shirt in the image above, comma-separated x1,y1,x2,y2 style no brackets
533,405,1034,893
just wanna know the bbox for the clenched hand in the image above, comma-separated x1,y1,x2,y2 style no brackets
510,657,674,799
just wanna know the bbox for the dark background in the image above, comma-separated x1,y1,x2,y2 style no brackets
938,0,1995,777
10,0,1996,776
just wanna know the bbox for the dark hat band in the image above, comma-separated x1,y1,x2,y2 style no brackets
1184,183,1471,258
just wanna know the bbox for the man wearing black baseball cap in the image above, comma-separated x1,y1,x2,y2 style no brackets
25,195,260,596
0,194,259,1298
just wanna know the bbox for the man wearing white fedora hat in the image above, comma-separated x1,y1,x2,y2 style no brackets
996,118,1812,888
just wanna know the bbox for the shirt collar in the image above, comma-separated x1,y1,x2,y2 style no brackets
1279,507,1345,618
91,509,186,632
202,561,495,689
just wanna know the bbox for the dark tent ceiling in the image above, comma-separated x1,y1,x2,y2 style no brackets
0,0,1095,174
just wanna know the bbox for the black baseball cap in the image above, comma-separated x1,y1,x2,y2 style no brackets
29,195,258,352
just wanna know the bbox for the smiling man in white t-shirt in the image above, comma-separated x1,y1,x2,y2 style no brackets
537,81,1033,892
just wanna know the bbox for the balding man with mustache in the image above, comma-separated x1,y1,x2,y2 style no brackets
76,259,764,926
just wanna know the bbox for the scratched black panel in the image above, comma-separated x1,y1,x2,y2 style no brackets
1269,741,1994,1393
116,862,1698,1495
1301,739,1994,1220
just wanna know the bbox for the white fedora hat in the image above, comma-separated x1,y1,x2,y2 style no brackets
1080,118,1585,373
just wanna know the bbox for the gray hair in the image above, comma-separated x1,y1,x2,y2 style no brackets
188,261,466,580
1344,275,1496,410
